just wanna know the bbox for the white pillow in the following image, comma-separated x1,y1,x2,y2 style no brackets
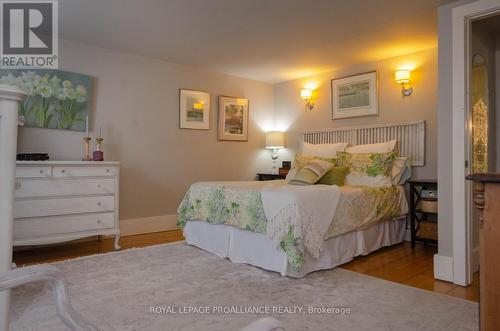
346,139,397,154
301,142,348,158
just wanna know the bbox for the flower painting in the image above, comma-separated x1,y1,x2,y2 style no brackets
218,96,248,141
0,70,91,131
179,89,210,130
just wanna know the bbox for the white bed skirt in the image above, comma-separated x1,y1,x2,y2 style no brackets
183,218,406,278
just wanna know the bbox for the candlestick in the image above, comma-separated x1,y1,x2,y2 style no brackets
83,136,92,161
93,137,104,161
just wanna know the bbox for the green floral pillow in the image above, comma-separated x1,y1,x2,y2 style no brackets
337,152,396,177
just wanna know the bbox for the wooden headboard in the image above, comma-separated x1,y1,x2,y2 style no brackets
302,120,425,166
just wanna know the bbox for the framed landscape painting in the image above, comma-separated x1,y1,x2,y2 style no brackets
331,71,378,119
179,89,210,130
0,69,91,131
218,96,249,141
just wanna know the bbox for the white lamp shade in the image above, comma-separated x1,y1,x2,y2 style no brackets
300,88,312,100
395,70,411,84
265,131,285,149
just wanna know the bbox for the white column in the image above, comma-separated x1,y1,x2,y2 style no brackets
0,85,26,331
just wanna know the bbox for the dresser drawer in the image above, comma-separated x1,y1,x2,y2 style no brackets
52,166,115,177
15,196,115,218
16,166,52,178
15,178,115,198
14,212,115,239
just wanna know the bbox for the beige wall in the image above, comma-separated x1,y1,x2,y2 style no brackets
17,40,275,221
273,48,437,179
16,42,439,228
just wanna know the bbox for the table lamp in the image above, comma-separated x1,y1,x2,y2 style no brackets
265,131,285,174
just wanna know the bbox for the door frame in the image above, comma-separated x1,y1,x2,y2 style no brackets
451,0,500,286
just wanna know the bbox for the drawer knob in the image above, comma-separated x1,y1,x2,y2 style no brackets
106,169,110,173
97,202,102,206
39,169,44,174
97,184,101,188
61,169,66,173
97,219,101,224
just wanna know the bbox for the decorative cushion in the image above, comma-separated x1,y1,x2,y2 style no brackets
285,154,313,181
316,166,350,186
288,159,334,186
301,141,348,158
337,152,396,187
285,154,336,181
345,139,397,154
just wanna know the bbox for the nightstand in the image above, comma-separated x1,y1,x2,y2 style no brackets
408,179,438,249
257,173,286,181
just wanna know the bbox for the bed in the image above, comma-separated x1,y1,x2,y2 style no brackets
179,121,425,278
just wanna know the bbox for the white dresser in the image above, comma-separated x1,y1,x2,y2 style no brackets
14,161,120,250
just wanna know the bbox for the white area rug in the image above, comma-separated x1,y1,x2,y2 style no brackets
10,242,478,331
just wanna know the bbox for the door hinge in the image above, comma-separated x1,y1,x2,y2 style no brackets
465,160,469,168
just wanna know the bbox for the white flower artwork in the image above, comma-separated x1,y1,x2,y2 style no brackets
0,70,92,131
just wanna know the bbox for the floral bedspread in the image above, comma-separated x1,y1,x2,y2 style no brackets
177,181,407,271
326,185,408,238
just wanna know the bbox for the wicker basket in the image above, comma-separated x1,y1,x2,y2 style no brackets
418,221,437,240
421,199,437,213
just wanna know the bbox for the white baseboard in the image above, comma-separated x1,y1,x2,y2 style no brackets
119,214,178,237
433,254,453,282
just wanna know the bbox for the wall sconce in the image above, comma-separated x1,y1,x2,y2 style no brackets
395,70,413,97
300,88,315,111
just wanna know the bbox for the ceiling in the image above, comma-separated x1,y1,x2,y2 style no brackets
59,0,454,83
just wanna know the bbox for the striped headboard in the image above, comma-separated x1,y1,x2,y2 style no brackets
302,120,425,166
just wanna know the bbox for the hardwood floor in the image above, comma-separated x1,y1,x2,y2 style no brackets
13,230,479,302
12,231,185,266
340,241,479,302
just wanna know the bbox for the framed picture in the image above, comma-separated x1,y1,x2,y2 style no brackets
0,69,91,131
218,96,249,141
179,89,210,130
331,71,378,119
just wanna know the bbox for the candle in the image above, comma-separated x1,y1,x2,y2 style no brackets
85,116,89,137
99,126,102,138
